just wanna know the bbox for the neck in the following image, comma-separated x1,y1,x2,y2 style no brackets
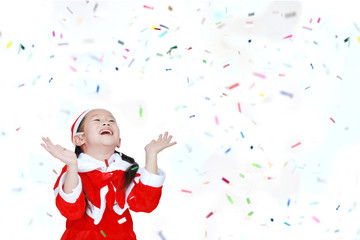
82,145,116,161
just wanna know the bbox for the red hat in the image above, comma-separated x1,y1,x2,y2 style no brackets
71,109,94,144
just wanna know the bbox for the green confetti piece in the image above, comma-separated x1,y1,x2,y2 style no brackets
20,44,25,50
131,166,139,171
252,163,261,168
227,195,233,204
239,173,245,178
344,37,350,43
216,21,222,25
139,106,143,117
248,211,254,216
203,59,206,63
246,198,251,204
100,230,106,237
156,53,163,57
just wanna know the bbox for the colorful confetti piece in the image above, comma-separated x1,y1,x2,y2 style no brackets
291,142,301,148
100,230,106,237
222,177,230,184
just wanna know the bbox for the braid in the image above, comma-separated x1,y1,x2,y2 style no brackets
115,150,139,190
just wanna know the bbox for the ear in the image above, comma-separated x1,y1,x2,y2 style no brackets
116,138,121,148
74,134,85,147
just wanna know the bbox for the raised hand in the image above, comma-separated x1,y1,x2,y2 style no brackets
41,137,78,166
145,132,177,154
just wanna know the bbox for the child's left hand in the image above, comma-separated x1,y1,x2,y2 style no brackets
145,132,177,154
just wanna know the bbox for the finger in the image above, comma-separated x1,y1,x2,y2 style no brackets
157,134,162,141
163,132,168,140
166,135,173,143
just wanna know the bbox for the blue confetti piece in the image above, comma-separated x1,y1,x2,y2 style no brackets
159,30,168,38
284,222,291,226
225,148,231,154
240,131,244,138
96,84,100,93
287,199,291,206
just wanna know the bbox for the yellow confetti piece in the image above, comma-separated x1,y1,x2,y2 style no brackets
77,16,83,25
260,93,264,97
6,41,12,48
151,25,156,30
358,36,360,43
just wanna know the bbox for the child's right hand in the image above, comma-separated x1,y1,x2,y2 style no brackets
41,137,78,166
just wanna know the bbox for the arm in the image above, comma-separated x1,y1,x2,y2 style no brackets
41,137,79,193
144,132,177,174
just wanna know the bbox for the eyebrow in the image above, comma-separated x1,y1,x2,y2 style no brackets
90,114,116,119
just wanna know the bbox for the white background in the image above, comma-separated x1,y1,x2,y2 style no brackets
0,0,359,239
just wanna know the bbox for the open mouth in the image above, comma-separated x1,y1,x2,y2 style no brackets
99,129,113,135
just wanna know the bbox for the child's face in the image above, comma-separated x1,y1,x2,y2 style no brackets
80,109,121,149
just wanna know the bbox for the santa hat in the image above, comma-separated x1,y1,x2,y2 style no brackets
71,109,95,144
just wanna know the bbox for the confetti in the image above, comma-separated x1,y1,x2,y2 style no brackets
118,40,124,45
181,189,192,193
344,37,350,43
96,84,100,93
46,212,53,217
227,195,234,204
66,6,73,14
284,222,291,226
246,198,251,204
336,205,340,210
69,66,77,72
248,12,255,17
312,216,320,223
131,166,139,171
336,75,342,80
100,230,106,237
206,211,214,218
49,77,53,83
16,127,21,131
118,217,127,224
248,211,254,216
287,199,291,206
285,12,296,18
222,177,230,184
239,173,245,178
104,159,109,167
20,44,25,50
317,17,321,23
253,72,266,79
156,53,163,57
139,106,143,117
160,24,169,29
189,115,195,118
6,41,12,48
225,148,231,154
158,231,166,240
18,84,25,88
159,30,168,38
358,36,360,43
240,131,244,138
52,31,55,37
330,117,335,123
203,59,207,63
302,26,313,31
280,90,293,98
143,5,154,10
283,34,293,39
249,82,255,89
228,83,239,89
128,58,134,68
291,142,301,148
238,103,241,113
252,163,261,168
53,169,58,175
223,64,230,68
310,63,314,69
215,115,219,125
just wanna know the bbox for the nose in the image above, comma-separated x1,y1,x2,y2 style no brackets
103,121,110,126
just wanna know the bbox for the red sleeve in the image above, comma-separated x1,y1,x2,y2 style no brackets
127,180,163,213
53,166,86,220
55,190,86,220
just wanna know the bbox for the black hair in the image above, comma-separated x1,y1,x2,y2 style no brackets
74,113,139,212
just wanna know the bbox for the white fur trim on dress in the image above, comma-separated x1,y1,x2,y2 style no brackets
54,173,82,204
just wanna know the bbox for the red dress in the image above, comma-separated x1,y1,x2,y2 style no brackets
53,152,165,240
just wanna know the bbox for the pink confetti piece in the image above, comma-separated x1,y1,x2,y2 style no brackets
223,64,230,68
18,84,25,88
238,102,241,113
60,33,63,39
330,117,335,123
279,73,285,77
69,66,77,72
53,169,58,175
317,17,321,23
215,115,219,125
52,31,55,37
291,142,301,148
249,82,255,89
125,49,130,52
253,72,266,79
222,177,230,184
228,83,239,90
181,189,192,193
123,55,127,59
206,212,214,218
143,5,153,10
302,26,313,31
312,216,320,223
283,34,293,39
16,127,21,131
99,53,104,62
310,18,313,23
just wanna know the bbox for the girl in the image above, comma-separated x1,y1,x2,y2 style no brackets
41,108,177,239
